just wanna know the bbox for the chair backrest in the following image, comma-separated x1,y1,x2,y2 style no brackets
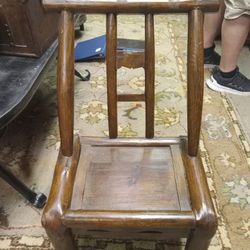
42,0,219,157
106,13,155,139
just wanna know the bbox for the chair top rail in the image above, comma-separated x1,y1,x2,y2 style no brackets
43,0,219,13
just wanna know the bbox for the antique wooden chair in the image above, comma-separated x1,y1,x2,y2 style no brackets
42,1,219,249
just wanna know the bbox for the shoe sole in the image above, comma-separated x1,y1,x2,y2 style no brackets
206,76,250,96
204,64,218,69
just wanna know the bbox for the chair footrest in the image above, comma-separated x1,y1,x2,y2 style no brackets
63,210,195,229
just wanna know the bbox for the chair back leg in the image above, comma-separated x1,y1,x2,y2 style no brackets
187,9,204,157
106,13,118,138
57,10,75,157
145,13,155,138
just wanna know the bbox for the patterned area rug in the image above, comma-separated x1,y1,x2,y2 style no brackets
0,15,249,250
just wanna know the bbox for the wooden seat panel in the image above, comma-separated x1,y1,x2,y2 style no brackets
71,139,191,212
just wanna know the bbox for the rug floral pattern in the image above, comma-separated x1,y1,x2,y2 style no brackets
0,14,249,250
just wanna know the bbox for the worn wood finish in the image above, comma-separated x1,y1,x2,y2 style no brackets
182,142,217,249
42,1,219,249
57,11,75,156
80,136,184,147
187,9,204,157
118,94,145,102
70,143,191,211
43,0,219,13
170,145,191,211
72,227,191,240
145,13,155,138
106,13,118,138
63,210,195,229
42,136,81,250
117,51,144,69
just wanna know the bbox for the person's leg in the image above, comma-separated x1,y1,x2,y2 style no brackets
207,14,250,95
204,0,225,48
206,1,250,95
220,15,250,72
204,0,225,66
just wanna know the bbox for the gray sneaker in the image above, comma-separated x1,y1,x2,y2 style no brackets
206,67,250,96
204,51,221,68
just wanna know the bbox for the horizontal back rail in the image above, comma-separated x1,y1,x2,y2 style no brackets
117,94,145,102
43,0,219,13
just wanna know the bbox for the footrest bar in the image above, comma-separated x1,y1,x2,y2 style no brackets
63,210,195,228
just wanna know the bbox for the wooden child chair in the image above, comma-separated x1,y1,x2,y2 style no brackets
41,1,219,249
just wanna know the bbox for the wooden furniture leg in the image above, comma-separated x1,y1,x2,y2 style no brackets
184,156,217,250
185,9,217,249
106,13,118,138
57,10,75,157
187,8,204,157
145,13,155,139
42,143,80,250
42,10,79,250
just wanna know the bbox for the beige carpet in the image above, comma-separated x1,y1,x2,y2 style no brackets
0,15,249,250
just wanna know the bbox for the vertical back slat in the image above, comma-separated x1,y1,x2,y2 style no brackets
187,9,204,156
145,14,155,138
57,10,75,156
106,13,118,138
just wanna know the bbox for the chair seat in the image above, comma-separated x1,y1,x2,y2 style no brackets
60,137,196,239
71,137,191,212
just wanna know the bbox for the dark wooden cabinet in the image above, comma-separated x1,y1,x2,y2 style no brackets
0,0,59,57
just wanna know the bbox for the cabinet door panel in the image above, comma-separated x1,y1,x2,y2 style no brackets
0,0,33,49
